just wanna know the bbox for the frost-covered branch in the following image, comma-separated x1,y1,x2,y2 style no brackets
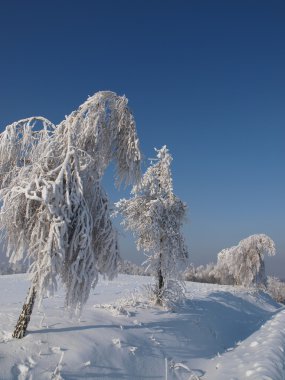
0,117,54,188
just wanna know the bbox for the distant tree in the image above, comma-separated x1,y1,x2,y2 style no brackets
216,234,276,287
116,146,188,306
0,91,141,338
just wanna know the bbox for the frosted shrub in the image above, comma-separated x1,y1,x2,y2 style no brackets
266,276,285,303
183,263,223,284
118,259,152,276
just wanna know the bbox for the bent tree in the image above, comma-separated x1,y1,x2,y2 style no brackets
216,234,276,287
0,91,141,338
116,146,188,306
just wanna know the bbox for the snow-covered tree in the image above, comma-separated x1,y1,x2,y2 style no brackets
116,146,188,306
216,234,276,287
0,91,141,338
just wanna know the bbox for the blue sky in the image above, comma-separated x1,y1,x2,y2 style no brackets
0,1,284,276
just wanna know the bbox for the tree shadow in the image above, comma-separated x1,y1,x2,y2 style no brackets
28,324,122,335
62,369,162,379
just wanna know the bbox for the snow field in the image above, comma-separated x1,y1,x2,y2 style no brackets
0,274,285,380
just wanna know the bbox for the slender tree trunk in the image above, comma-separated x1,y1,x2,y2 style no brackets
157,267,164,305
158,268,164,291
12,285,37,339
156,238,164,305
258,252,266,286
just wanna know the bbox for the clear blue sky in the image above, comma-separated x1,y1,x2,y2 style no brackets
0,1,284,276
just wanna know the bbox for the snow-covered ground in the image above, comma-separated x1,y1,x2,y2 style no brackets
0,274,285,380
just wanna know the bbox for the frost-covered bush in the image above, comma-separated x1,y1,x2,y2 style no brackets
0,249,13,275
0,243,28,275
0,260,27,275
144,279,186,309
183,263,220,284
118,259,152,276
216,234,275,287
266,276,285,304
116,146,188,306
